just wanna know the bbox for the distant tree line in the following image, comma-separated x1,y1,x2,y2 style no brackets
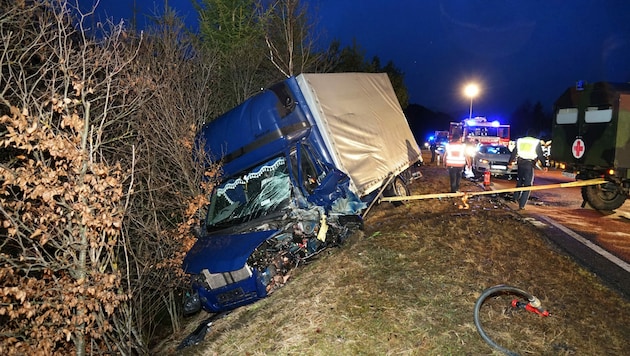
194,0,408,114
509,100,553,139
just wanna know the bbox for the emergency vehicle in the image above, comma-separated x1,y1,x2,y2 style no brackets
449,117,510,146
551,81,630,210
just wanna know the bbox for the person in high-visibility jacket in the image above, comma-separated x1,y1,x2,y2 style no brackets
444,133,467,193
508,130,547,210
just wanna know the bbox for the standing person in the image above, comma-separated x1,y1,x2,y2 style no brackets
430,140,437,163
463,139,479,179
508,130,546,210
444,132,466,193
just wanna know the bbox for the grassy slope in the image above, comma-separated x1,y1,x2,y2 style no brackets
167,164,630,355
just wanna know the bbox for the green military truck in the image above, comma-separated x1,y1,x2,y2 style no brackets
551,81,630,210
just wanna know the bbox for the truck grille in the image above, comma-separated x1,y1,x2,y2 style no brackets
216,288,258,306
201,265,253,290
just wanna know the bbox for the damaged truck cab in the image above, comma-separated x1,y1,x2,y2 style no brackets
183,73,422,314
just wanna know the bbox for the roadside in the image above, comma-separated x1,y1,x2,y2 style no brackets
164,157,630,355
421,151,630,298
487,171,630,299
496,169,630,264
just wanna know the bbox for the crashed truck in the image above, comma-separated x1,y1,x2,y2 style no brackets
183,73,423,314
551,81,630,210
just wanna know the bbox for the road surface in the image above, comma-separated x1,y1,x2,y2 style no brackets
487,169,630,298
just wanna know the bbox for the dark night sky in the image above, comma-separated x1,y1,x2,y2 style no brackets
97,0,630,120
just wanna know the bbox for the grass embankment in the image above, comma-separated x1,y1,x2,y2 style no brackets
167,164,630,355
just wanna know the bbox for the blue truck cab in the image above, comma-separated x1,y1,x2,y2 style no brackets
183,73,422,314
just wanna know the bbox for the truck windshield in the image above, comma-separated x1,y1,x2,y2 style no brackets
206,156,291,228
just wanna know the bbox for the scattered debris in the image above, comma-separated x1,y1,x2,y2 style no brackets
177,311,231,350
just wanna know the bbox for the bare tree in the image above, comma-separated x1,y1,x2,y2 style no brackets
196,0,269,112
1,1,221,354
0,1,145,355
261,0,322,76
103,7,221,353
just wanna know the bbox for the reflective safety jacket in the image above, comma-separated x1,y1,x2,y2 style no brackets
445,143,466,167
515,136,540,160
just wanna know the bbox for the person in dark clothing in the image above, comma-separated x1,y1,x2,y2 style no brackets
430,140,437,163
508,131,546,209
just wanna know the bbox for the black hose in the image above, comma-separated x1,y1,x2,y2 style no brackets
473,284,540,356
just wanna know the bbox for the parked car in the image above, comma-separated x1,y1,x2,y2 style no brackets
472,144,517,178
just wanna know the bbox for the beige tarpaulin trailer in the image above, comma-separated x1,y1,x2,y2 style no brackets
297,73,422,197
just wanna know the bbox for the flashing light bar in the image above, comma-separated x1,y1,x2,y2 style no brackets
463,119,505,127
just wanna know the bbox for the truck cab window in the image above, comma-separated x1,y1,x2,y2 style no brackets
290,144,322,196
205,156,291,229
301,148,319,194
585,106,612,123
556,108,578,124
268,82,296,118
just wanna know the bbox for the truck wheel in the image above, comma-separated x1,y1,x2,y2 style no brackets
581,183,627,211
384,176,410,206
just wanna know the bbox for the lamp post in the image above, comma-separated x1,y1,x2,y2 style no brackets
464,83,479,120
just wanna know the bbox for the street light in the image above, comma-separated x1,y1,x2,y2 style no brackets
464,83,479,120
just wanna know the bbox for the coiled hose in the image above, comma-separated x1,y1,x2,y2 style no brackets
474,284,548,356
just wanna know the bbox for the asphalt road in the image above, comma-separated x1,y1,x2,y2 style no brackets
486,169,630,299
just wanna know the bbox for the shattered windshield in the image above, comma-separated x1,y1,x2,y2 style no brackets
206,156,291,228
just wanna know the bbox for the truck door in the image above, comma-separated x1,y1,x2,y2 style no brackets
553,106,579,164
289,142,363,212
289,143,327,196
582,104,615,167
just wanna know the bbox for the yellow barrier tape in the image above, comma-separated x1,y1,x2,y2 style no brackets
379,178,607,203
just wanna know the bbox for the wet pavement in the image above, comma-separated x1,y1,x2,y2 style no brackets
489,170,630,299
420,151,630,298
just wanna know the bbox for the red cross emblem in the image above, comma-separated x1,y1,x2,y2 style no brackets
572,138,585,159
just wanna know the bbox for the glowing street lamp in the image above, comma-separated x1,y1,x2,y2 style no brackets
464,83,479,120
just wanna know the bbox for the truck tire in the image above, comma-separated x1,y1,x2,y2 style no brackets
384,176,410,206
581,183,627,211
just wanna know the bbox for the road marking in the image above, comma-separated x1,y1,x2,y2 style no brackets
536,215,630,273
616,212,630,221
522,217,549,228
